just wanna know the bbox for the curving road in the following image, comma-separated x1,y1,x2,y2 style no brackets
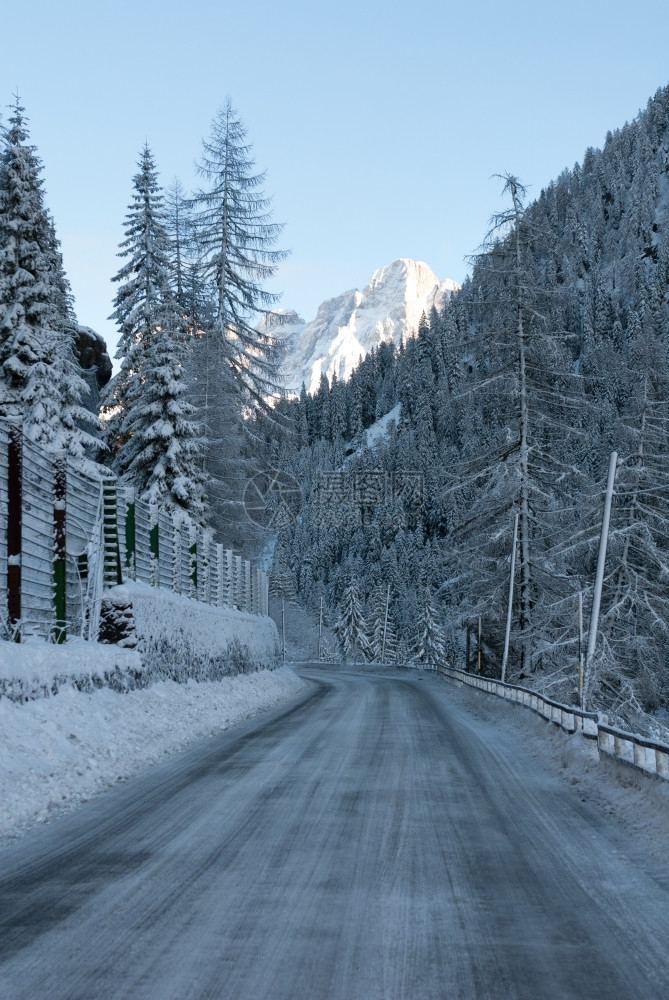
2,668,669,999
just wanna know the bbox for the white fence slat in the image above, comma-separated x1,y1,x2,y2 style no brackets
21,441,54,638
134,500,152,585
66,467,103,638
224,550,234,608
157,509,174,592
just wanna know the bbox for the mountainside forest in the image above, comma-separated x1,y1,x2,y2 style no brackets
4,80,669,736
266,84,669,736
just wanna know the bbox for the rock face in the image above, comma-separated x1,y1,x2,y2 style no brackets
276,259,459,394
74,325,112,416
74,325,113,389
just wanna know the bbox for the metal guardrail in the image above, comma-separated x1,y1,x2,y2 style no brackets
435,663,669,781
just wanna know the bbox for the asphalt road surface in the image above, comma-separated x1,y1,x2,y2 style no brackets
2,667,669,999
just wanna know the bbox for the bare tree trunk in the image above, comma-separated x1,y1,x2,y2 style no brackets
509,178,533,673
518,304,532,671
613,381,646,605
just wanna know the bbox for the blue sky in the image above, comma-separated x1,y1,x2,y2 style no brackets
2,0,669,359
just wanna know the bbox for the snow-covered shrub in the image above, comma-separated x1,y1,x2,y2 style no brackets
137,633,270,685
115,582,281,684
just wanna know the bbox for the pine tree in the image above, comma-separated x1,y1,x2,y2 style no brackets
0,99,95,458
185,100,289,547
121,309,206,521
164,178,190,309
102,144,205,520
333,579,372,662
102,144,175,466
411,592,447,666
440,175,592,674
191,98,288,423
368,585,398,663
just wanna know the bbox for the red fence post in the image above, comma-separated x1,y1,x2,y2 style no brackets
53,456,67,643
7,424,22,635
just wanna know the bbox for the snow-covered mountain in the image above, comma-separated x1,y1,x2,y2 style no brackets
275,259,459,394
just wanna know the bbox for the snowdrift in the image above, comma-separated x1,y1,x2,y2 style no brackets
0,582,281,702
0,667,307,842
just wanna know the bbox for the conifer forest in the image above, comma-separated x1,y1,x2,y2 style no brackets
5,84,669,738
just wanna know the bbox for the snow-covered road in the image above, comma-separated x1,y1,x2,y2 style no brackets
2,667,669,999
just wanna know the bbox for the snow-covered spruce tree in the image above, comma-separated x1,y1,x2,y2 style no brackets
102,144,205,520
0,99,96,458
102,144,171,465
368,585,398,663
121,307,206,521
411,591,447,666
333,579,372,662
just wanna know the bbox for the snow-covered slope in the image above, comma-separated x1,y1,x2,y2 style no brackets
276,259,459,394
364,402,401,450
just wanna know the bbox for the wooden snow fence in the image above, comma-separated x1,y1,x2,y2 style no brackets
0,422,269,642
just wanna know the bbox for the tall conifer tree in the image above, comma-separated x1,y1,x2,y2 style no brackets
187,100,289,548
0,99,94,457
191,98,287,422
102,145,205,520
411,591,447,665
333,579,372,662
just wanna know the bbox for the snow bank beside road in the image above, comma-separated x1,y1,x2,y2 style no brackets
0,585,281,702
0,583,290,842
0,637,143,700
0,666,307,843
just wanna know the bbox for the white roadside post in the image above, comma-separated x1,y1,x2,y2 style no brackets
584,451,617,709
577,591,584,706
501,511,519,683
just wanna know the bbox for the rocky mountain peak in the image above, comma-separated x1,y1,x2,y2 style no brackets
277,259,459,394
